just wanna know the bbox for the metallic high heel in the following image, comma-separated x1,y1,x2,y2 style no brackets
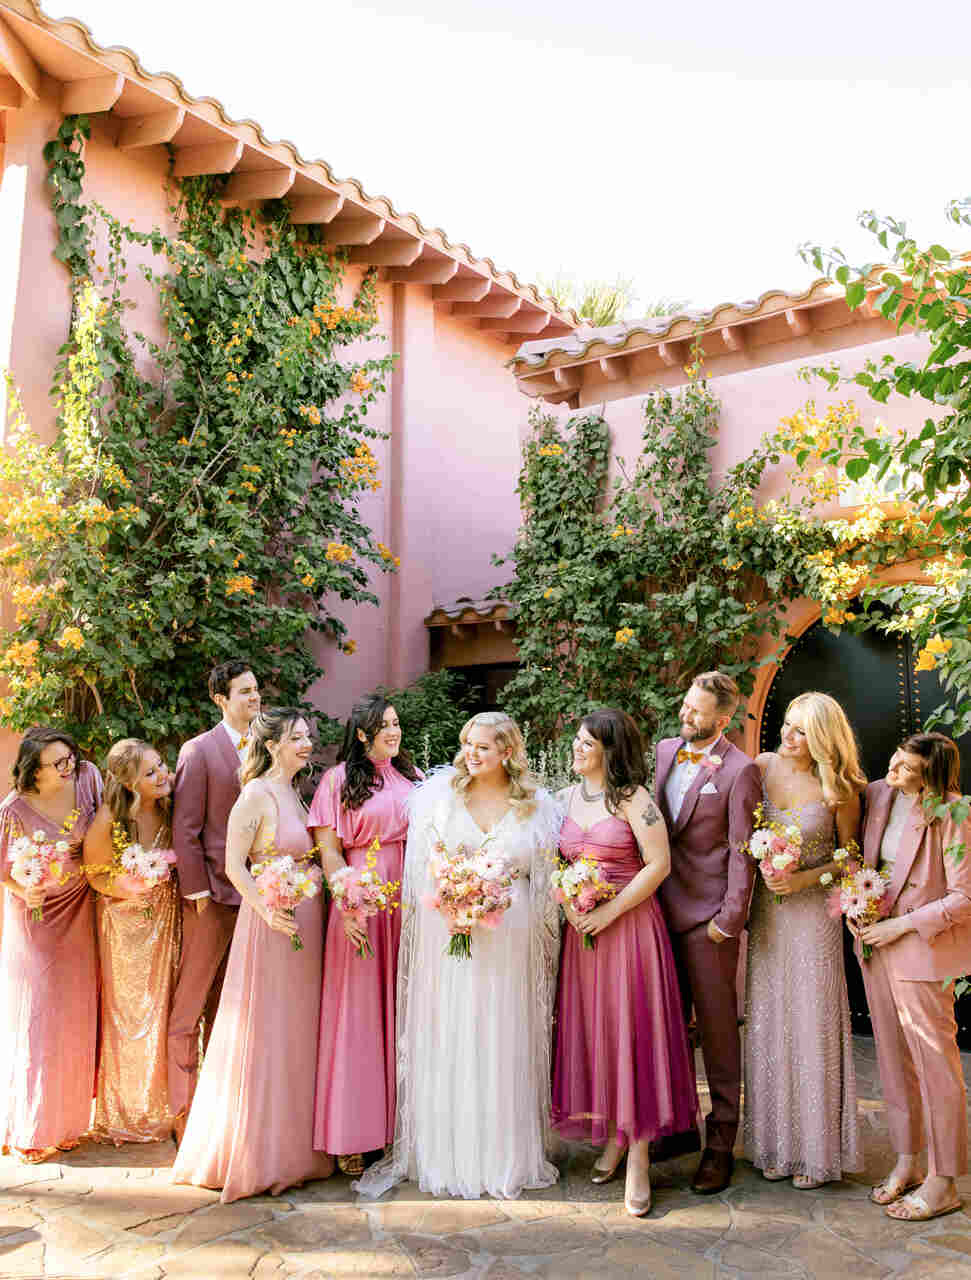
624,1158,652,1217
591,1146,627,1184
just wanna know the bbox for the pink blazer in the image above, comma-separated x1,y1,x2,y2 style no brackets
172,723,242,907
655,734,761,937
862,779,971,981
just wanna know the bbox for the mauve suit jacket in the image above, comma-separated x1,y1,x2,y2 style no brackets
172,723,242,907
655,734,761,938
861,779,971,981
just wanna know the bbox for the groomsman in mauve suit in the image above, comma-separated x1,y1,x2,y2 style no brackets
167,660,261,1139
655,671,761,1194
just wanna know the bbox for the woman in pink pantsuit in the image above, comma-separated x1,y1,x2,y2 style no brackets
0,728,102,1163
309,695,420,1175
552,709,697,1219
172,708,334,1202
857,733,971,1224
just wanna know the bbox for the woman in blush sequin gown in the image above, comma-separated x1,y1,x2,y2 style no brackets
173,709,334,1202
0,728,102,1163
552,710,697,1218
83,739,181,1144
744,692,865,1189
308,695,421,1175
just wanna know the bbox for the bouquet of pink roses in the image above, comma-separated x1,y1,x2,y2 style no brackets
328,837,401,958
745,803,803,903
8,827,73,919
426,832,521,959
550,854,617,949
826,847,890,959
251,851,324,951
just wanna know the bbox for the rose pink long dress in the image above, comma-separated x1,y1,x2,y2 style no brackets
0,761,102,1151
308,759,415,1155
552,811,698,1145
172,796,332,1202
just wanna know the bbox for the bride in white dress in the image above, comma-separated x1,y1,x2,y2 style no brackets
356,711,562,1200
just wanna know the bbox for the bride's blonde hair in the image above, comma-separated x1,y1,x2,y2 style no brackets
784,691,866,807
451,711,538,818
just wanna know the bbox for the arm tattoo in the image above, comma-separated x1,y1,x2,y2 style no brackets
641,801,662,827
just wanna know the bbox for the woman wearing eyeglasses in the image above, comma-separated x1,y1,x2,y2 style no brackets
0,727,103,1162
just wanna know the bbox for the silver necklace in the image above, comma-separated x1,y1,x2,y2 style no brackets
580,779,605,802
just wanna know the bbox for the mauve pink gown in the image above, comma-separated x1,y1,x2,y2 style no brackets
308,759,414,1155
552,813,698,1145
172,797,332,1202
0,761,102,1151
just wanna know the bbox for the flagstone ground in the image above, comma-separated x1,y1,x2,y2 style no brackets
0,1038,968,1279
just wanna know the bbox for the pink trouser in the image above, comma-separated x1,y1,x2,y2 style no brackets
167,900,237,1118
862,945,968,1176
672,921,743,1154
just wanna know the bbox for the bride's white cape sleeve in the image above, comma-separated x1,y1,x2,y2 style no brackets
354,770,564,1198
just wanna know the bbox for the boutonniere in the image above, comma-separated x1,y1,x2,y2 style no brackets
702,754,723,771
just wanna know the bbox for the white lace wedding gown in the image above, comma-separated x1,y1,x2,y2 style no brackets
355,768,562,1200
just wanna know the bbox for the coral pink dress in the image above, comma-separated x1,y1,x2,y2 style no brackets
0,761,102,1151
552,811,698,1145
308,758,415,1155
172,794,332,1202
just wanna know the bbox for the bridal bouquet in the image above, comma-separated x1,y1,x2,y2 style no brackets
826,849,890,959
551,854,616,949
8,828,73,919
329,837,401,958
251,852,324,951
745,803,803,902
426,833,521,959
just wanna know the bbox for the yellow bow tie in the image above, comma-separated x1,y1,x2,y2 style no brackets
677,748,705,765
237,735,248,751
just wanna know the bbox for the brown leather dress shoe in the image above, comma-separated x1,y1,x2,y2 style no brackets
691,1148,734,1194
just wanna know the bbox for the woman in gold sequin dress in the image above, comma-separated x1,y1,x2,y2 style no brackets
744,693,865,1189
83,739,181,1144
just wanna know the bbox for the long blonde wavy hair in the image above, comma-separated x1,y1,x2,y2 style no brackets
451,711,538,818
104,738,172,845
784,692,867,807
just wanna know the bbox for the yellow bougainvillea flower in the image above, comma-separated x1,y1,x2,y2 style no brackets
615,627,635,647
914,648,937,673
57,626,85,651
924,634,953,657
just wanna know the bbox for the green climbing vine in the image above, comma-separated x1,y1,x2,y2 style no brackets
0,114,396,757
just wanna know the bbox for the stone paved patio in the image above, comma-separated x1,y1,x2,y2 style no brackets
0,1038,969,1278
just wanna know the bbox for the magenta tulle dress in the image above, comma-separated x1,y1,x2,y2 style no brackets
308,758,416,1155
551,813,698,1145
0,761,102,1152
172,796,333,1202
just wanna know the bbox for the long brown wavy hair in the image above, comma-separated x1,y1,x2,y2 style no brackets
339,694,419,811
579,708,647,815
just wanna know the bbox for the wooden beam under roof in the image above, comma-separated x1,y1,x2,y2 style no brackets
385,257,459,285
432,275,491,303
288,192,344,223
172,139,243,177
346,239,424,267
785,307,813,336
117,104,185,150
479,310,550,334
0,12,40,100
452,294,521,320
221,167,295,202
60,73,124,114
324,214,385,246
599,355,628,381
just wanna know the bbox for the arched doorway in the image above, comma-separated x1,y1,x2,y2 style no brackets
759,615,971,1046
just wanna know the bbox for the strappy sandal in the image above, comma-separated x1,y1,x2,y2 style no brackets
762,1167,789,1181
56,1140,79,1153
15,1147,57,1165
337,1153,365,1177
885,1191,963,1222
793,1175,829,1190
870,1176,921,1205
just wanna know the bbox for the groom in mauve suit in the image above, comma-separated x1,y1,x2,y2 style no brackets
167,660,261,1138
655,671,761,1194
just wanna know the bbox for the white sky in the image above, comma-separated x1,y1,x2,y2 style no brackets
70,0,971,313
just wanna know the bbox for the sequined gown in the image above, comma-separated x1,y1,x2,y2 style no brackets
0,762,102,1152
743,778,860,1182
172,795,333,1202
90,870,181,1144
